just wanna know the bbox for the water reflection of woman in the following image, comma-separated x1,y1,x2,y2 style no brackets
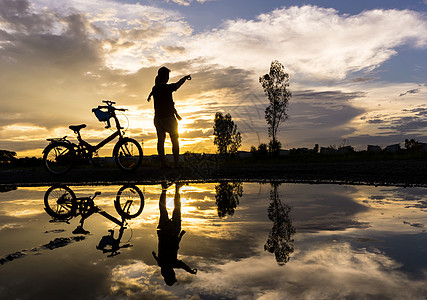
152,183,197,286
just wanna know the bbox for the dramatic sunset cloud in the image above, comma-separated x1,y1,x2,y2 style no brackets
184,6,427,80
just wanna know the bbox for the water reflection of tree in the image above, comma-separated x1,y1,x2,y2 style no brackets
215,182,243,217
264,183,295,265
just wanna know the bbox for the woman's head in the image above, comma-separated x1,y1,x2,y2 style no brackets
161,267,177,286
155,66,170,85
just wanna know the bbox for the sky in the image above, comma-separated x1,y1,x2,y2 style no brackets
0,0,426,157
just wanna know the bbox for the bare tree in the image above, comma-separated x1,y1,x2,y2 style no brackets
259,61,292,154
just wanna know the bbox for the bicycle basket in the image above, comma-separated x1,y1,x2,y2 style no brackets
92,107,111,122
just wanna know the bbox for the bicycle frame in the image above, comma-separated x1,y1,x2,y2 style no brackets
97,209,124,227
69,194,130,256
77,130,121,153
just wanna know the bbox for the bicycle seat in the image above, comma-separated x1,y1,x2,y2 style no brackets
69,124,87,132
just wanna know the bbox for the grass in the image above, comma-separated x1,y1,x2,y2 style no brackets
222,150,427,166
1,150,426,171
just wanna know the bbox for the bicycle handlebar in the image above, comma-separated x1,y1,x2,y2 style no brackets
99,100,128,112
97,105,127,111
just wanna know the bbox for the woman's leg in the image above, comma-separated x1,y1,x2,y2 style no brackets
170,133,180,167
157,130,167,167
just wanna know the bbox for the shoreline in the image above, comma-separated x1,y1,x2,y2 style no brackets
1,159,426,188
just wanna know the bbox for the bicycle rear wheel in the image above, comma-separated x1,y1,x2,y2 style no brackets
114,138,143,171
43,142,75,175
114,185,144,218
44,185,77,219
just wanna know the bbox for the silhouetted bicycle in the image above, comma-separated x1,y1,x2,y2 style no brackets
42,100,143,175
44,184,144,220
44,184,144,256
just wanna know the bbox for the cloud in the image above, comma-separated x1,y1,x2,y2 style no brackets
350,77,377,83
30,0,194,72
367,119,385,124
378,118,427,134
283,97,366,147
399,88,420,96
161,45,186,54
0,0,54,33
165,0,214,6
364,105,427,136
402,106,427,116
0,2,105,129
294,90,366,103
184,6,427,80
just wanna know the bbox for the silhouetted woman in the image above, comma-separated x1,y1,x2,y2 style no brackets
147,67,191,169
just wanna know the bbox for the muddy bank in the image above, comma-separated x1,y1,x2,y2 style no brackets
1,159,426,188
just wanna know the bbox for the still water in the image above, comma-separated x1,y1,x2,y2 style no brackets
0,182,426,299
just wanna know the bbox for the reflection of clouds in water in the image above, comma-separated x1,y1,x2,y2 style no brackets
111,261,167,298
126,183,242,238
353,187,427,233
110,260,196,299
0,187,46,217
295,212,370,233
5,209,45,217
0,183,426,298
192,243,427,299
287,185,370,234
109,243,427,299
0,223,22,231
395,187,427,211
1,201,45,218
368,187,427,204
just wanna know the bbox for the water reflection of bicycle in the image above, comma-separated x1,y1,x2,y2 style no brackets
44,184,144,256
42,100,143,175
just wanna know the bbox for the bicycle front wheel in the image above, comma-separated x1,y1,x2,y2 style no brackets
114,138,142,171
43,142,75,175
114,184,144,218
44,185,77,219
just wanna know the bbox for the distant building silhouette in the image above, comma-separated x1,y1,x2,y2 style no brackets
367,145,382,152
337,145,354,153
384,144,401,153
320,147,337,154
